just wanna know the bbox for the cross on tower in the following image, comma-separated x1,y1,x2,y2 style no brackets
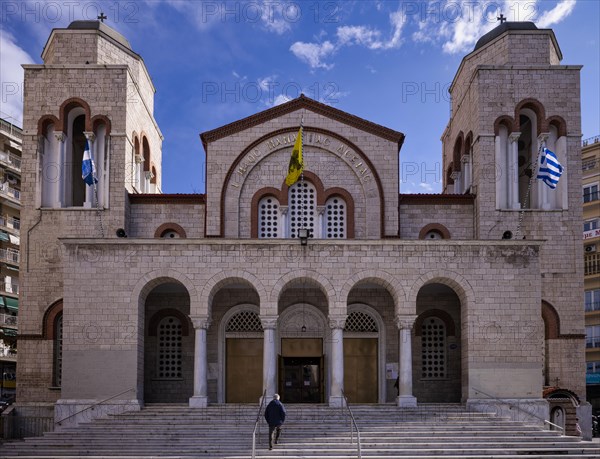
497,13,506,24
98,12,107,23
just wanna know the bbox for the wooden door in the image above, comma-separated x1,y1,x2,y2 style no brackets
226,338,263,403
343,338,378,403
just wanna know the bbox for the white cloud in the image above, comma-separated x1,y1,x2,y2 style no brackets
258,75,278,91
272,94,292,106
259,0,297,35
289,41,336,70
0,30,35,125
419,182,434,192
337,25,383,49
537,0,577,28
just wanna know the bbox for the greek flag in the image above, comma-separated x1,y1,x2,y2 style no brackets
81,140,98,186
536,147,563,189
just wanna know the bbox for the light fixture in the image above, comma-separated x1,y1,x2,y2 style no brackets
298,228,309,246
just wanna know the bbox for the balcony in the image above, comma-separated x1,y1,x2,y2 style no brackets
585,301,600,312
0,281,18,296
583,135,600,147
0,150,21,172
0,215,19,234
0,313,17,329
0,248,19,265
0,185,20,202
585,254,599,276
586,337,600,348
583,158,598,172
0,119,22,141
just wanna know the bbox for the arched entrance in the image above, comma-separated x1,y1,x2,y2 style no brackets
143,281,193,403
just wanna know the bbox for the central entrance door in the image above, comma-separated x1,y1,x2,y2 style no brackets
279,338,324,403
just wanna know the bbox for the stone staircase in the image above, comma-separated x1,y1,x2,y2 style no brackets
2,403,600,458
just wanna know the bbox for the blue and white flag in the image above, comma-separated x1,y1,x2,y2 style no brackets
536,147,563,189
81,140,98,186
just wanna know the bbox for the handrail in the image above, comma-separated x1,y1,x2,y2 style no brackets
472,387,564,434
341,390,362,459
544,419,565,432
55,387,135,426
251,390,267,459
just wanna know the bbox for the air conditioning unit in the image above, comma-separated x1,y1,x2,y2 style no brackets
585,245,597,253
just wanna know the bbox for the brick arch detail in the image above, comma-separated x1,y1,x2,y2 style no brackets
546,115,567,137
414,309,456,337
154,223,187,238
148,308,191,337
59,97,92,132
542,300,560,339
464,131,473,156
419,223,451,240
339,270,404,314
494,115,515,136
142,135,151,171
43,299,63,340
446,163,454,185
150,163,158,184
251,187,285,238
37,115,60,136
452,132,464,172
91,114,112,135
515,98,547,135
322,187,355,238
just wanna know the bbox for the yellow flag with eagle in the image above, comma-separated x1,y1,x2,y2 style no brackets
285,126,303,186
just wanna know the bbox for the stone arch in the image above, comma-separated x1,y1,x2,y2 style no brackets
546,115,567,137
200,271,267,317
148,308,191,336
142,135,151,171
91,114,112,135
131,270,199,312
340,270,404,314
452,132,464,172
154,222,187,238
464,131,473,155
59,97,92,132
43,299,63,340
414,308,456,337
322,187,356,238
542,300,560,339
494,115,515,136
408,270,474,309
37,114,60,136
271,270,335,311
150,165,158,184
515,98,547,135
419,223,451,240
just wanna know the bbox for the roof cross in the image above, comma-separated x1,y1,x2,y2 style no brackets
98,12,107,23
497,13,507,24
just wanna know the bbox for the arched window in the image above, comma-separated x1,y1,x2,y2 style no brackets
53,313,63,387
324,196,346,239
258,196,280,239
289,181,316,239
344,311,378,333
157,316,183,379
226,310,263,333
421,317,446,379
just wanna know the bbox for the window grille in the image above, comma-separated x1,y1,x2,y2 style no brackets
289,181,316,238
226,310,263,332
421,317,446,379
258,196,279,238
325,197,346,239
53,314,63,387
344,311,378,332
157,316,183,379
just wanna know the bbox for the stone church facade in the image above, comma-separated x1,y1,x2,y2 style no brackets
16,20,588,433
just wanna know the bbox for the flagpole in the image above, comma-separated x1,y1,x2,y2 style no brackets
300,114,305,233
515,143,544,239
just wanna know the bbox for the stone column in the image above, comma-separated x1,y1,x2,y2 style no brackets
53,131,65,208
396,315,417,407
538,133,551,210
189,316,211,408
83,132,96,208
509,132,521,209
261,315,278,403
328,315,346,407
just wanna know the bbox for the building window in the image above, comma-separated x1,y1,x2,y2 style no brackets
587,361,600,374
344,311,378,332
226,310,263,333
258,196,280,239
584,219,599,232
584,184,599,203
53,314,63,387
586,325,600,348
289,181,316,239
157,316,182,379
421,317,446,379
325,197,346,239
585,289,600,312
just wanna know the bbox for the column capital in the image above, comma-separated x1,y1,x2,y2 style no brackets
54,131,66,142
538,132,550,143
328,315,347,330
190,316,211,330
395,314,417,330
260,315,278,330
83,131,96,142
509,132,522,142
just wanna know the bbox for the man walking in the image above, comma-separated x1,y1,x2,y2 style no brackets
264,394,286,450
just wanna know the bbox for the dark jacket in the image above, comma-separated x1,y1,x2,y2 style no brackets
264,399,286,427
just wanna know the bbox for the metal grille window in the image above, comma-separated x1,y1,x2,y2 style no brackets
53,314,63,387
226,310,263,332
325,197,346,239
344,311,378,332
421,317,446,379
157,316,183,379
289,181,316,239
258,196,280,238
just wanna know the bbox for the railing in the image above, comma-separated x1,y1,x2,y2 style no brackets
585,254,599,276
582,135,600,147
0,185,20,201
0,281,18,294
585,301,600,312
0,150,21,171
55,387,136,426
0,313,17,328
0,118,22,140
0,214,20,232
251,390,267,459
584,192,599,203
472,387,564,434
1,414,54,440
586,338,600,348
582,158,598,171
341,390,362,458
0,248,19,264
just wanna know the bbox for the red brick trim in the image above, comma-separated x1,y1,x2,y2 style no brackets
91,115,112,135
446,164,454,185
419,223,451,240
494,115,515,136
515,98,547,135
323,187,355,239
453,132,464,172
142,135,151,172
220,127,386,237
134,134,140,155
414,309,456,337
43,299,63,340
547,116,567,137
399,194,475,205
38,115,60,136
251,188,284,239
128,194,205,204
59,97,92,132
464,131,473,156
542,300,560,339
154,223,187,238
148,308,190,337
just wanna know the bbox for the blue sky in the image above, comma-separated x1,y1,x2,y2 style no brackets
1,0,598,193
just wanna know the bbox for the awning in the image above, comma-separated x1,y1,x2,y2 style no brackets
0,231,8,242
4,297,18,312
5,264,18,271
0,296,4,307
586,373,600,384
0,327,17,337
